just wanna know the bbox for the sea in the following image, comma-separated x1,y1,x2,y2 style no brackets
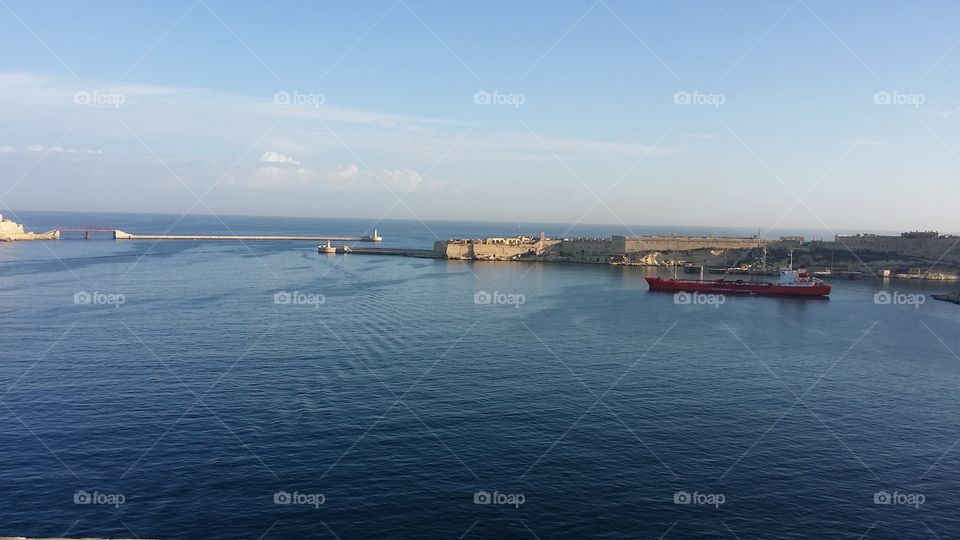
1,210,959,539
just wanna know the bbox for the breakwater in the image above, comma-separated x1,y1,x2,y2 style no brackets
324,246,439,258
0,215,385,243
113,229,382,242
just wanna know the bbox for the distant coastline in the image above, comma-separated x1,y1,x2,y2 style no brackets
4,211,959,280
3,208,930,240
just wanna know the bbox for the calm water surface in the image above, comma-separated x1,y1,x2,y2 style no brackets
1,212,959,539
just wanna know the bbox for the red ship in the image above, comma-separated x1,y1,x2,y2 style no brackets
646,265,831,297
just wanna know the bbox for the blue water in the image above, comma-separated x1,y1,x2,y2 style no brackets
2,211,960,539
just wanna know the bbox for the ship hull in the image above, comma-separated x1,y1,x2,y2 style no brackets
645,277,831,297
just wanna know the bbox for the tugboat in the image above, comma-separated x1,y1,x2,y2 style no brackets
318,240,337,254
646,254,831,297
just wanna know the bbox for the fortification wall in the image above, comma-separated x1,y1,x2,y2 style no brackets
830,235,960,263
0,220,25,236
618,235,768,252
435,239,557,260
436,234,767,262
557,239,616,257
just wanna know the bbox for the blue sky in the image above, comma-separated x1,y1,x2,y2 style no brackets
1,0,959,233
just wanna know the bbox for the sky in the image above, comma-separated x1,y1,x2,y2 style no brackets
1,0,959,233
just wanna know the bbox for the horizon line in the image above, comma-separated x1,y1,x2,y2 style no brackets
4,208,939,238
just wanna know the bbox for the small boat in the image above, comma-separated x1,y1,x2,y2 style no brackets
319,240,337,254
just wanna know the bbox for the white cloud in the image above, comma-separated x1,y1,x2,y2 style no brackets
332,163,360,180
9,144,102,155
259,150,301,165
237,162,448,194
0,71,675,165
0,71,669,217
379,168,424,192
